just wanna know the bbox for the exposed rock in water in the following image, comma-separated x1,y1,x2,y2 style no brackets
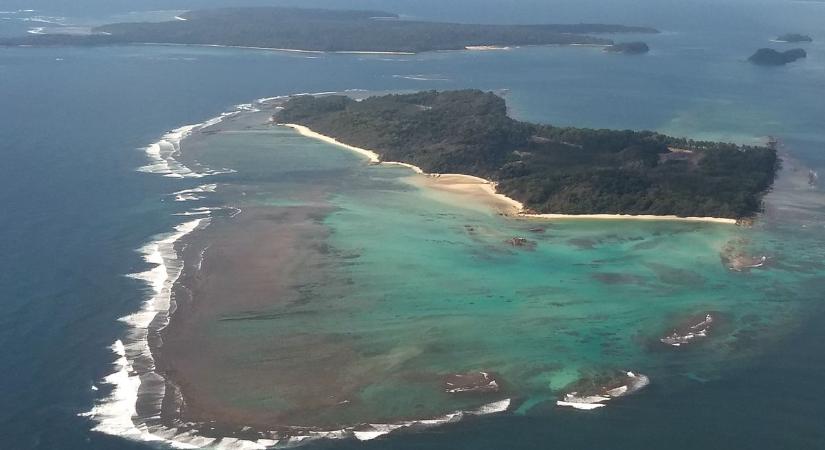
557,371,649,410
506,236,537,250
443,371,500,394
721,239,768,271
660,313,714,347
748,48,806,66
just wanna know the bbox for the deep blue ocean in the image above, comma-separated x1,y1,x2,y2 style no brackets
1,1,824,449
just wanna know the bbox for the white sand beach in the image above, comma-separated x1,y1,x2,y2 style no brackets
521,213,737,224
282,123,739,224
335,50,416,55
282,123,381,163
465,45,511,51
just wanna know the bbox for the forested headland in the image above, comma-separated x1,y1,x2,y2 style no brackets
276,90,778,219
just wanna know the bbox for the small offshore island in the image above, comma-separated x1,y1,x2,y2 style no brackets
0,7,658,53
749,48,807,66
276,90,778,219
775,33,813,43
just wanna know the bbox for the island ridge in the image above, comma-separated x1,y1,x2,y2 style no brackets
0,7,658,53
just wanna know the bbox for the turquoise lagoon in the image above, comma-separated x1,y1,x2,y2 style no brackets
4,1,825,447
169,104,824,430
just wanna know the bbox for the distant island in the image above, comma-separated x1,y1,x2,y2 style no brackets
605,41,650,54
275,90,778,219
0,7,658,53
776,33,813,43
748,48,807,66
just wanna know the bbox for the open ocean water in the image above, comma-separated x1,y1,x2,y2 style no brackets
1,1,825,449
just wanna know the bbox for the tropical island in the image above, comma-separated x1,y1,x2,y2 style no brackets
775,33,813,43
748,48,807,65
0,7,658,53
275,90,778,219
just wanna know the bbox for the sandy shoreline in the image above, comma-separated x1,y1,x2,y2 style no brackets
283,123,424,173
465,45,511,51
283,123,739,224
521,213,737,224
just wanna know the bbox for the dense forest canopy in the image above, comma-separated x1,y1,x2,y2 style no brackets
276,90,778,219
0,7,658,52
605,41,650,54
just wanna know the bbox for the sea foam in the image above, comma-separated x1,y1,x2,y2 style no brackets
171,183,218,202
83,218,207,448
85,92,513,448
137,112,240,178
557,372,650,410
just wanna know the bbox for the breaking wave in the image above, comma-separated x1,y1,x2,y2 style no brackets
83,91,510,448
136,111,242,178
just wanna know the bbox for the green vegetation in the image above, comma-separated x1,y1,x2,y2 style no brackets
276,90,778,218
776,33,813,43
0,7,657,53
604,42,650,54
748,48,807,66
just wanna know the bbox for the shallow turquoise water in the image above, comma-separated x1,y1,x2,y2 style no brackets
3,0,825,447
179,110,824,429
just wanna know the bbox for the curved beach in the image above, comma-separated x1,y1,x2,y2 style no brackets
284,123,739,224
79,93,821,450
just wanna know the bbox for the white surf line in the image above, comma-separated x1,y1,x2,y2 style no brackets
81,97,265,448
352,399,511,441
20,15,65,25
85,215,280,450
334,50,416,55
170,183,218,202
85,93,515,449
254,90,365,106
137,111,242,178
82,218,212,448
172,207,218,216
465,45,511,51
557,372,650,410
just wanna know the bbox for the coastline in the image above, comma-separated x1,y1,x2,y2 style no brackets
521,213,737,224
84,104,516,449
465,45,511,51
23,41,616,56
282,123,424,173
138,42,416,55
82,94,811,450
6,39,630,57
282,123,739,224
